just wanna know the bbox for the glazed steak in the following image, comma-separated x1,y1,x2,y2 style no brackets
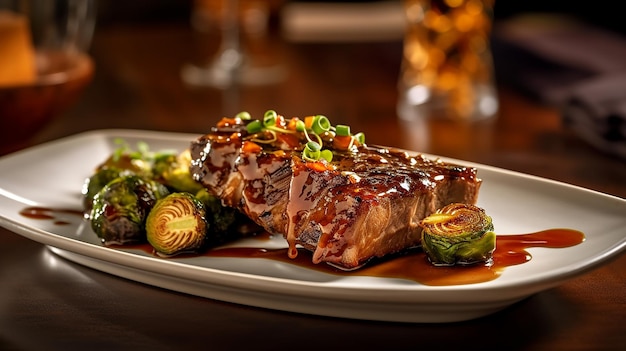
190,117,481,270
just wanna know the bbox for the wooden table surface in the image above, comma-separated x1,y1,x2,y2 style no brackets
1,20,624,351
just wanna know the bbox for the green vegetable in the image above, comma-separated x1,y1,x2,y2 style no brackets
101,139,154,176
152,149,204,194
353,132,365,145
311,115,330,134
236,111,251,120
82,168,134,211
335,124,351,136
83,141,157,211
146,192,208,256
83,140,164,212
246,120,263,134
419,203,496,266
85,139,262,254
263,109,278,127
241,110,366,163
195,188,261,245
90,175,170,245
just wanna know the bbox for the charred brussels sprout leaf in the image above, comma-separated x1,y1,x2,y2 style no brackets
90,175,170,245
152,149,204,194
419,203,496,266
146,192,208,256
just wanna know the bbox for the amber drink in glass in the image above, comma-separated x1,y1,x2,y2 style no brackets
398,0,498,121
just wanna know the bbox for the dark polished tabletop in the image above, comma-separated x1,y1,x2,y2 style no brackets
1,15,625,351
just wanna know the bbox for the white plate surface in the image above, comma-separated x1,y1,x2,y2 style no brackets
0,129,624,323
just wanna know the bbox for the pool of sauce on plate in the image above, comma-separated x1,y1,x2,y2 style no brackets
19,206,585,286
201,229,585,286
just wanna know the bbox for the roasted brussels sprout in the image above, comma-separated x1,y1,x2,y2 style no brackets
195,189,237,233
83,141,156,212
146,192,208,256
82,168,134,212
152,149,204,194
86,139,261,251
419,203,496,266
90,175,170,245
195,188,261,245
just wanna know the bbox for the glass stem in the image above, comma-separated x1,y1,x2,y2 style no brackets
217,0,243,73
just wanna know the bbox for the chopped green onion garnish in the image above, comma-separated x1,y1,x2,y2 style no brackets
303,148,320,161
306,141,321,152
320,149,333,163
295,120,306,132
236,111,251,120
335,124,351,137
354,132,365,144
247,120,263,134
263,115,277,128
240,110,365,164
263,110,277,125
312,115,330,134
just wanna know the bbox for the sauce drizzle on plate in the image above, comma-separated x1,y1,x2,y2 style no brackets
19,206,585,286
202,229,584,286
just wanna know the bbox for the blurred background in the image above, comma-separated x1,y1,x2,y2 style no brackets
3,0,626,162
94,0,626,34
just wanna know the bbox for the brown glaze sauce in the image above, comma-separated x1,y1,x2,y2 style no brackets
20,206,584,286
19,206,85,225
202,228,584,286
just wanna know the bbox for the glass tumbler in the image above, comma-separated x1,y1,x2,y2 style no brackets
397,0,498,122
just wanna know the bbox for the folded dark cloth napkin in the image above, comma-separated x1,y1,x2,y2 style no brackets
492,14,626,159
563,74,626,160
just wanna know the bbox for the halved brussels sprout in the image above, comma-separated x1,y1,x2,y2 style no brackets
90,175,170,245
419,203,496,266
146,192,208,256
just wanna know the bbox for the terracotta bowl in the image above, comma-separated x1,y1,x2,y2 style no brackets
0,51,94,155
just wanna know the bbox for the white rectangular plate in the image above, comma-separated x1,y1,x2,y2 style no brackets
1,129,624,323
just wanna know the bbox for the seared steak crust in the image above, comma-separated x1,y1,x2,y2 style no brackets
190,117,481,269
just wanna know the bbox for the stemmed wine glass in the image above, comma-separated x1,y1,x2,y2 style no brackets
181,0,286,88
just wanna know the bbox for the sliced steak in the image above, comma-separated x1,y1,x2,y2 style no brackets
190,116,481,270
